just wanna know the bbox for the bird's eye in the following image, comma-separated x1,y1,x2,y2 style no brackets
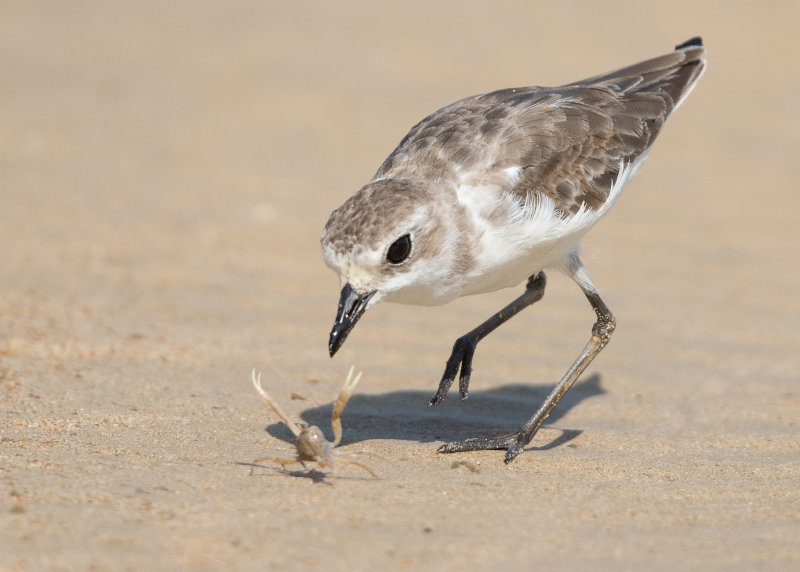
386,234,412,264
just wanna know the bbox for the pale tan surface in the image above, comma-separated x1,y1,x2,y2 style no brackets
1,2,799,570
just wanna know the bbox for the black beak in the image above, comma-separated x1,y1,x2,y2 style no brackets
328,283,376,357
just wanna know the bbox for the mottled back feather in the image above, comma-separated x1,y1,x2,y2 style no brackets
372,40,706,216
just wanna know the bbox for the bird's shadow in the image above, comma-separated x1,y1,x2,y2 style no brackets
259,374,604,451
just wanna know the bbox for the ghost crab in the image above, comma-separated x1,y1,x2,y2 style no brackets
249,366,377,478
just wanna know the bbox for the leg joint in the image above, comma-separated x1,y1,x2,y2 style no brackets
525,271,546,292
591,311,615,344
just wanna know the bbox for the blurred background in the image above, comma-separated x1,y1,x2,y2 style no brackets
2,1,798,569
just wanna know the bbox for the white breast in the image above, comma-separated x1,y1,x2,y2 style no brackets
453,158,635,297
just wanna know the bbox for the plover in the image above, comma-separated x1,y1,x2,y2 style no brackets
321,38,706,463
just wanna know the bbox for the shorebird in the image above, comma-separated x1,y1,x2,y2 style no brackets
321,38,706,463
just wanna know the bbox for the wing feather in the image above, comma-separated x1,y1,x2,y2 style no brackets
373,40,706,216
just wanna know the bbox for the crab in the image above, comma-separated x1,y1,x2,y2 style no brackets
249,366,377,478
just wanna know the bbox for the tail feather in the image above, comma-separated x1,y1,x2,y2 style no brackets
675,36,703,50
568,37,706,110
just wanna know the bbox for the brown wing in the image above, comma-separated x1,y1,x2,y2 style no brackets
374,39,706,216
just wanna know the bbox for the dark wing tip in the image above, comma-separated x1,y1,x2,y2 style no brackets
675,37,703,50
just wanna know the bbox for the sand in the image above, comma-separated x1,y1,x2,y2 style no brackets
1,2,798,570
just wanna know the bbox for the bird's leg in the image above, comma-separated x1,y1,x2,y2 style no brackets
428,272,547,406
438,259,615,463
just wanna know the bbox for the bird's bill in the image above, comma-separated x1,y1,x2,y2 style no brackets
328,283,376,357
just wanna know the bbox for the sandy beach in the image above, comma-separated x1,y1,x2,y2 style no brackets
2,2,798,569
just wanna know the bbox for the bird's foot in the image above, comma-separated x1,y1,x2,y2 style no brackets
427,335,478,406
437,428,533,464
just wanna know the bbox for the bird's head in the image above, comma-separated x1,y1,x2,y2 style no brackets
321,179,467,357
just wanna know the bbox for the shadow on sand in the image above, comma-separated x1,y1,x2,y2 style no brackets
260,374,605,452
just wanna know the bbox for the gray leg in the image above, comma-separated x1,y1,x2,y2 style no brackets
428,272,547,406
438,256,615,464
